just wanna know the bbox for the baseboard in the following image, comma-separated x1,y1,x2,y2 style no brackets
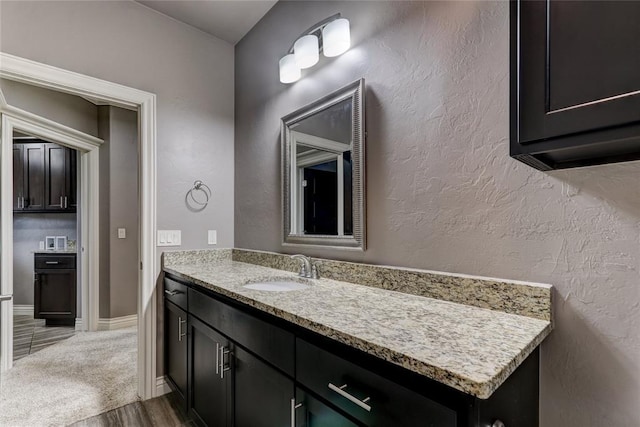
75,314,138,331
156,376,172,397
13,304,34,316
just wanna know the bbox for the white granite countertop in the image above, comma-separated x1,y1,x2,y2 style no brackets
164,259,552,399
33,250,77,254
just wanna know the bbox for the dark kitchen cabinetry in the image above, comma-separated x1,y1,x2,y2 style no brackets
13,139,77,212
34,253,77,326
163,273,540,427
510,0,640,170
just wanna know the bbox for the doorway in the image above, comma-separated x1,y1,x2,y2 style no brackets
0,52,158,400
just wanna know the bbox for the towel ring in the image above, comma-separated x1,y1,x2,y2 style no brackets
187,180,211,208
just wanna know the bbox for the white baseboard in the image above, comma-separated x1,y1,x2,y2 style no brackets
75,314,138,331
98,314,138,331
155,376,172,397
13,304,34,316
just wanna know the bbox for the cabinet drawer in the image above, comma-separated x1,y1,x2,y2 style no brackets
164,277,187,310
35,254,76,269
296,338,457,427
189,287,294,376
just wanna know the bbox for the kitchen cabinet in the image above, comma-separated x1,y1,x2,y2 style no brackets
510,0,640,170
34,253,77,326
13,139,76,213
163,273,540,427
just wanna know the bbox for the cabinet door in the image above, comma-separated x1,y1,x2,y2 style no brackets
234,345,293,427
165,301,188,409
23,143,46,211
13,144,24,210
34,270,76,319
188,315,232,427
294,388,359,427
45,143,71,211
511,0,640,169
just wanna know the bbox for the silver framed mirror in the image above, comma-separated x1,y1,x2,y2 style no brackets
281,79,365,250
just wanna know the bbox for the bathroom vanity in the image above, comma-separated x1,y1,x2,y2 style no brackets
162,249,552,427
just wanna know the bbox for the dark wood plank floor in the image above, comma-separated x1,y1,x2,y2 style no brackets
13,315,76,361
69,393,194,427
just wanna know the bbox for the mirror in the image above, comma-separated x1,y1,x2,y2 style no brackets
281,79,365,249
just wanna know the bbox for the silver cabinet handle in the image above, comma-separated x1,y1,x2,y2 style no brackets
328,383,371,412
164,289,182,296
60,196,63,208
0,294,12,302
219,345,231,379
64,196,68,208
215,342,220,375
45,261,60,265
178,316,186,341
290,398,303,427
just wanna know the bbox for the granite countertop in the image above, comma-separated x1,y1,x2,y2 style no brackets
33,250,77,254
164,259,552,399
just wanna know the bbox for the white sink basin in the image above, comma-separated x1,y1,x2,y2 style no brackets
243,280,311,292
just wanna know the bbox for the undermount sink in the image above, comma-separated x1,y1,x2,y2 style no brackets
242,280,311,292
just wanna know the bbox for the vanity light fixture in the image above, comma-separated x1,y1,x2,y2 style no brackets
279,14,351,84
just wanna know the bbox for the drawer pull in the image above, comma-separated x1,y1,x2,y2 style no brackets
219,345,231,379
164,289,183,296
45,261,60,265
178,316,186,342
328,383,371,412
290,398,303,427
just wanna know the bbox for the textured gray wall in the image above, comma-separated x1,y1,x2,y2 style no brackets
97,105,139,319
12,214,77,305
0,0,235,251
235,2,640,426
0,78,98,136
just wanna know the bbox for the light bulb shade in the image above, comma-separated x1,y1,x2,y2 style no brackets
294,35,319,69
279,54,301,84
322,18,350,57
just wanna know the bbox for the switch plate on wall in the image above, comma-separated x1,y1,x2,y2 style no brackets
208,230,217,245
118,228,126,239
157,230,182,246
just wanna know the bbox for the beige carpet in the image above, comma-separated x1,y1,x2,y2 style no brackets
0,327,138,427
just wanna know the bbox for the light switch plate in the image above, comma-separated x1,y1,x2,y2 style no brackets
157,230,181,247
118,228,126,239
208,230,217,245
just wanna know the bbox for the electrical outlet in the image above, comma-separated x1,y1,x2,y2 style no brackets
118,228,126,239
157,230,181,247
208,230,217,245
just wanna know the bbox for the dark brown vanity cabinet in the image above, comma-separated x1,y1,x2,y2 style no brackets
13,139,77,212
34,253,77,326
510,0,640,170
163,273,540,427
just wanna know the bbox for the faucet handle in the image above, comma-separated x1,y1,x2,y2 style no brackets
298,264,308,277
311,264,319,279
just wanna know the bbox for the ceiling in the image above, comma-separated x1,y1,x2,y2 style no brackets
136,0,278,45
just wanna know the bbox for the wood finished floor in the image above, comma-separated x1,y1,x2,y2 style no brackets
70,393,194,427
13,314,76,361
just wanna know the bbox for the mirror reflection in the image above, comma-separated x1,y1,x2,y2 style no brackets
282,78,365,250
290,98,353,236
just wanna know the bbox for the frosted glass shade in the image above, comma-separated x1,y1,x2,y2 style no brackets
279,54,301,84
294,35,319,69
322,18,350,57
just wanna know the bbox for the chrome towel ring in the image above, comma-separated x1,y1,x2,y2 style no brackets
187,180,211,210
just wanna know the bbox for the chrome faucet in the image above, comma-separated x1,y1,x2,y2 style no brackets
291,254,318,279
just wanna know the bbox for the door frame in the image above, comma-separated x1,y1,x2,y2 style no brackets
0,52,158,399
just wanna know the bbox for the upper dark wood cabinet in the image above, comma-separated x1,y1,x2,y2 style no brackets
13,139,77,213
510,0,640,170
